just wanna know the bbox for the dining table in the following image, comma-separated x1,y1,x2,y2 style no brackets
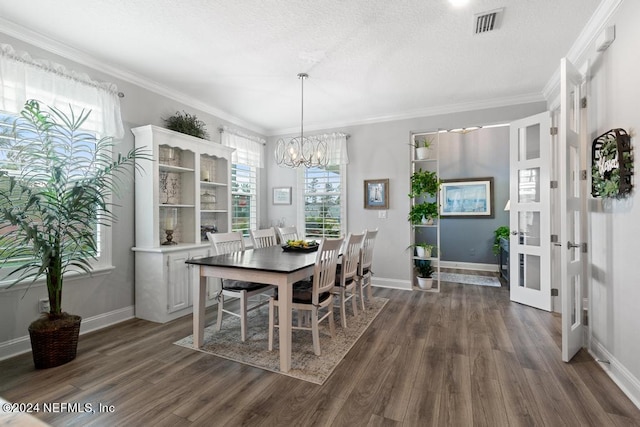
186,244,318,373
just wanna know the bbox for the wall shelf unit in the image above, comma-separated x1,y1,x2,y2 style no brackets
409,131,441,292
131,125,234,323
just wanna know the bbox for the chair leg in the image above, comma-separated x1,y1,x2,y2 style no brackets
366,274,373,301
339,288,348,329
328,302,336,338
240,291,247,342
311,307,321,356
268,299,275,351
351,286,358,318
216,293,224,331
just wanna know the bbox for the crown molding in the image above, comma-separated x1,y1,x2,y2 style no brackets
268,92,545,136
542,0,623,102
0,18,267,135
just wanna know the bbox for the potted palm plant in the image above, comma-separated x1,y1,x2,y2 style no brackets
0,100,147,369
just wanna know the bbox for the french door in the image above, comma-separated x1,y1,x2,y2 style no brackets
509,112,552,311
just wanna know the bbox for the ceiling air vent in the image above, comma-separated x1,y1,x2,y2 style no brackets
474,8,504,34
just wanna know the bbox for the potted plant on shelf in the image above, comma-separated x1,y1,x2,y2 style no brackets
411,136,433,160
408,168,441,198
163,110,209,140
407,243,436,258
414,259,434,289
408,202,439,225
0,100,148,369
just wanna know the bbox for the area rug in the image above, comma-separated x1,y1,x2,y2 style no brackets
433,272,501,287
174,297,388,385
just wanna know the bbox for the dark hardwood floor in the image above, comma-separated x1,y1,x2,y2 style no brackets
1,278,639,426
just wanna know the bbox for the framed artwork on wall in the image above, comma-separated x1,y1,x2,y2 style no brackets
272,187,292,205
364,179,389,209
440,177,494,218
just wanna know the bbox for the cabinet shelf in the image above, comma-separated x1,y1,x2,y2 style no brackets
200,181,227,187
159,164,195,173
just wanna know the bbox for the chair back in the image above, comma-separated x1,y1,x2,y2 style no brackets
208,231,245,255
339,232,365,285
276,225,299,244
358,229,378,275
250,227,278,249
312,237,344,304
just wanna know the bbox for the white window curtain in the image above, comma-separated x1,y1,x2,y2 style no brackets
0,43,124,138
315,132,349,166
220,126,265,168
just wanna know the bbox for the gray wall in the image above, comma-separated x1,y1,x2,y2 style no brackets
267,103,545,288
438,127,510,264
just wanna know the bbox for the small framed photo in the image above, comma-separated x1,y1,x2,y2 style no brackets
272,186,292,205
364,179,389,209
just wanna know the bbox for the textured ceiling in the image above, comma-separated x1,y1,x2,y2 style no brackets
0,0,602,135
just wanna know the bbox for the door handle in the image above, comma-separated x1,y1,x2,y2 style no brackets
511,231,518,235
567,241,581,249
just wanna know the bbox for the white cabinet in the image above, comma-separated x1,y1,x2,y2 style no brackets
409,131,441,292
131,125,233,322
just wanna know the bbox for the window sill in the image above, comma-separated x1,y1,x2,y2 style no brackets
0,265,116,291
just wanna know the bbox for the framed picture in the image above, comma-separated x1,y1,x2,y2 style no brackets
440,177,494,218
272,187,292,205
364,179,389,209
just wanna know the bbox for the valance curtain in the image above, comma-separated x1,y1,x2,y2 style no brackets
220,126,265,168
314,132,349,166
0,43,124,138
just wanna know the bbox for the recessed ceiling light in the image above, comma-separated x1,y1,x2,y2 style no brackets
449,0,470,7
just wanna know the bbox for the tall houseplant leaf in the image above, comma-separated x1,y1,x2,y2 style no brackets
0,100,148,317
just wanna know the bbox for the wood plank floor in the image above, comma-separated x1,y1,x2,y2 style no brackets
1,280,639,426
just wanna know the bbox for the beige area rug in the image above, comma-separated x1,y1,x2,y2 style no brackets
174,297,388,385
434,272,501,287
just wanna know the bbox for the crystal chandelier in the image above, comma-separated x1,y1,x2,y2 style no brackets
274,73,328,168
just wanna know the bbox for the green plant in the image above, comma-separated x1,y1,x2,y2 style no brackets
407,242,436,251
410,136,433,149
414,259,433,278
0,100,148,319
163,110,209,139
409,168,441,198
408,202,439,224
492,225,510,255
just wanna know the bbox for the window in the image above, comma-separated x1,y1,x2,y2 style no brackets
299,164,346,238
0,43,124,285
221,128,264,237
231,164,257,236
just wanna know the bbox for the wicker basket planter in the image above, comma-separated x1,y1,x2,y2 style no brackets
28,314,81,369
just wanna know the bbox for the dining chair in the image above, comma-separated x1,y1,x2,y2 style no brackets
333,232,365,328
276,225,299,245
207,231,276,342
250,227,278,249
355,228,378,311
268,237,344,356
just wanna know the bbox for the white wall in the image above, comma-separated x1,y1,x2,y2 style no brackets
584,0,640,407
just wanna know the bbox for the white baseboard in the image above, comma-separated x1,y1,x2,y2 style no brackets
0,305,135,362
589,337,640,410
372,277,412,290
436,260,499,273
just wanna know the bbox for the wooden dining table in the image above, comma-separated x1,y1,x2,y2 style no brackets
186,245,318,373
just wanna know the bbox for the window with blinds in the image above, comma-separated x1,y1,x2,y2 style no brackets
231,163,257,237
302,165,344,238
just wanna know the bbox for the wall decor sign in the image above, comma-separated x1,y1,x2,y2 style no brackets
272,187,292,205
440,177,494,218
591,128,634,198
364,179,389,209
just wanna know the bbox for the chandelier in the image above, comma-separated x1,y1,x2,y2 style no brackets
274,73,328,168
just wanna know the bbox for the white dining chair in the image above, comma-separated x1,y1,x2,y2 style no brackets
276,225,299,245
333,232,365,328
355,228,378,310
207,231,276,342
268,237,343,356
250,227,278,249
